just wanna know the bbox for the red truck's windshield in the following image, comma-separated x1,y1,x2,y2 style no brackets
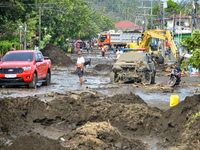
2,52,33,62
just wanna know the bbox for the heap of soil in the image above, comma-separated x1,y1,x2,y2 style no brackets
156,94,200,149
40,43,73,67
155,63,169,72
0,93,162,149
93,64,112,71
0,97,46,134
61,121,147,150
4,135,66,150
2,92,199,149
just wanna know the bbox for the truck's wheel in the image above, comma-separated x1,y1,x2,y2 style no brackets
151,76,155,84
151,71,156,84
142,71,152,84
29,73,37,89
110,72,116,83
158,55,164,64
42,72,51,86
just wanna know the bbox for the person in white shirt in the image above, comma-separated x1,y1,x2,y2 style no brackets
114,48,123,61
76,51,85,85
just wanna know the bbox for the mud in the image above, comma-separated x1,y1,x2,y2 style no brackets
155,94,200,149
0,49,200,150
40,43,73,67
1,89,200,149
3,135,66,150
0,93,160,149
93,64,113,71
61,122,147,150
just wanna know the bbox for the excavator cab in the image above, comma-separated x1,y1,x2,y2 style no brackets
150,38,159,55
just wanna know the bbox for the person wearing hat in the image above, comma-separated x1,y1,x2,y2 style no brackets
151,52,157,63
76,52,85,85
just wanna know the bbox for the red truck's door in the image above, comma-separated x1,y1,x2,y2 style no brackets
35,52,46,80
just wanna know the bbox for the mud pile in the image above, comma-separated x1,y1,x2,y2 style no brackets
1,92,199,149
93,64,112,71
156,94,200,149
40,43,73,67
48,93,162,134
0,97,46,134
0,93,161,149
61,121,146,150
155,63,169,72
4,135,66,150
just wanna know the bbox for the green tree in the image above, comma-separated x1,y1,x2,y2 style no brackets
182,29,200,70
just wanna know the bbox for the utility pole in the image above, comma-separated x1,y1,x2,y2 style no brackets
158,0,162,30
163,0,166,30
172,9,176,37
39,7,41,42
193,0,199,30
24,23,27,50
151,0,153,29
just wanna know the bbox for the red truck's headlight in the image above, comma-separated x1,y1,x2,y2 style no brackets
22,66,31,71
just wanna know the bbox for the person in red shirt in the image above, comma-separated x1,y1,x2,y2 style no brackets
101,45,106,58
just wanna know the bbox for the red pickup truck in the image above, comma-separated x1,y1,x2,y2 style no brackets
0,50,51,88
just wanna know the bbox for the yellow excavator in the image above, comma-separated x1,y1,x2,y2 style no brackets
126,30,180,64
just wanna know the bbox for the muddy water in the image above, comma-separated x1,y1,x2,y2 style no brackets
0,49,198,109
0,69,110,98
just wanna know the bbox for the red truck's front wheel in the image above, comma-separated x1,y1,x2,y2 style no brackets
42,72,51,86
29,73,37,89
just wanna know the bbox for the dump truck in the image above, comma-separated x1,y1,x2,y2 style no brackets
99,30,141,50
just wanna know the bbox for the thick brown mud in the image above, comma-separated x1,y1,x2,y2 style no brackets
0,49,200,150
0,92,200,150
40,43,73,67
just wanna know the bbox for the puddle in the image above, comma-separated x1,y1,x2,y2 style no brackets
136,86,197,102
0,70,110,98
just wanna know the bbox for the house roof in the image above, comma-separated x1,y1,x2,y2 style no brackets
169,14,189,18
115,21,142,30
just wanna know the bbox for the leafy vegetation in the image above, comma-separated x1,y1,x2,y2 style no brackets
0,0,115,52
185,112,200,130
39,35,51,50
181,29,200,70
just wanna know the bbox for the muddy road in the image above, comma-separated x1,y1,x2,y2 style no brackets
0,49,198,109
0,48,200,150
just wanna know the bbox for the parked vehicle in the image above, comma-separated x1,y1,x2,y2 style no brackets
110,49,156,84
99,30,141,50
168,66,182,87
0,50,51,88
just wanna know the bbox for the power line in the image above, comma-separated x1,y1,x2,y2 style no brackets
0,2,65,7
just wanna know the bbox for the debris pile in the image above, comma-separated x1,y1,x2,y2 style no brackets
3,135,66,150
40,43,73,67
93,64,113,71
61,121,147,150
156,94,200,149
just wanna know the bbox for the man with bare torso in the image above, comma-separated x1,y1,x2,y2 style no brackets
76,52,85,85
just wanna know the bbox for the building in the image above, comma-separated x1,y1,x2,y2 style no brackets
166,14,192,34
165,14,200,45
115,21,143,32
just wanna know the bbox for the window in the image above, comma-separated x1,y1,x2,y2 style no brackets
36,52,43,61
2,52,33,62
100,35,107,42
176,21,184,26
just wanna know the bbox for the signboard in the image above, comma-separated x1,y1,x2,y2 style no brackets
190,65,199,77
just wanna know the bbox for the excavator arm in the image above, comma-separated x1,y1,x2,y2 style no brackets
165,30,180,58
139,30,180,58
